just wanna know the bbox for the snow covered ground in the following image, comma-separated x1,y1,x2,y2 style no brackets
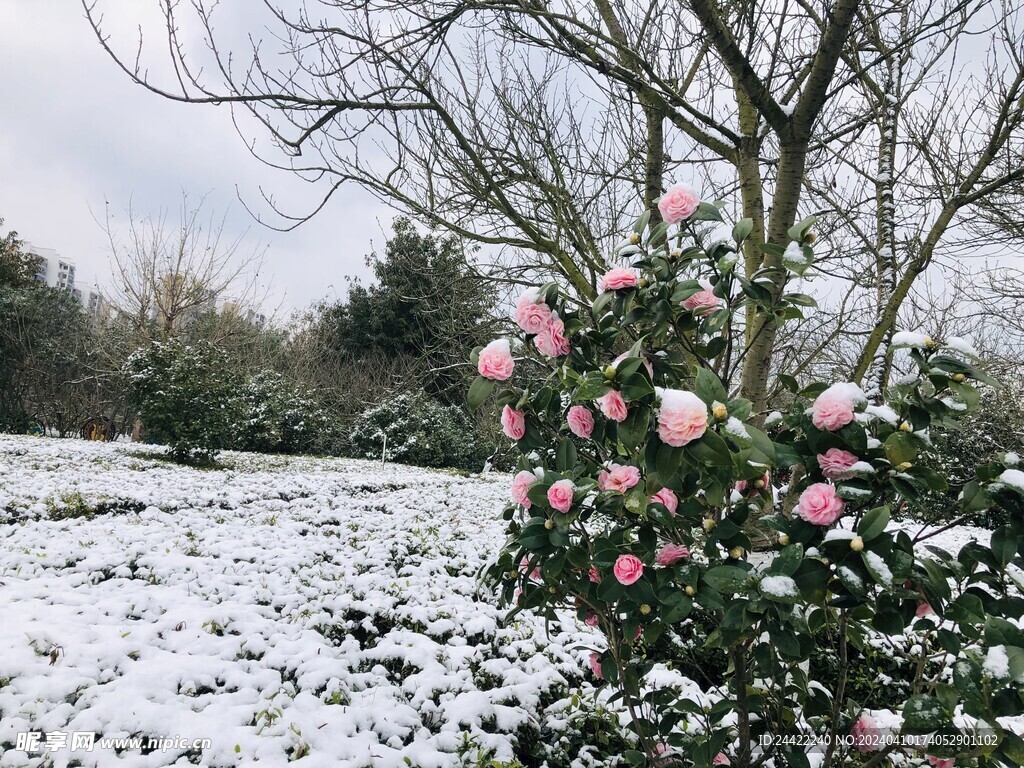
0,435,616,768
0,435,1004,768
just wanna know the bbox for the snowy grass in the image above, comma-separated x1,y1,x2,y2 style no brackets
0,435,619,768
0,435,1009,768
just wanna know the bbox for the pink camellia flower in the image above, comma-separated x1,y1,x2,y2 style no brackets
649,487,678,516
656,543,690,566
712,753,731,766
597,390,629,422
501,405,526,440
597,463,642,493
478,339,515,380
851,715,880,753
811,383,859,431
588,652,603,678
519,556,541,581
534,315,571,357
657,389,708,447
598,268,638,292
658,184,701,225
513,289,553,335
927,756,954,768
567,405,595,439
585,611,599,627
818,447,859,480
588,567,601,583
736,471,771,495
796,483,845,526
682,286,722,317
511,470,536,508
613,554,644,585
916,601,935,618
547,479,576,513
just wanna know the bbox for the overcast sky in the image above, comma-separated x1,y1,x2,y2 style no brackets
0,1,395,314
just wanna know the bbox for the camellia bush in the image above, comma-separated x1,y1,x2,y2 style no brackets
469,186,1024,767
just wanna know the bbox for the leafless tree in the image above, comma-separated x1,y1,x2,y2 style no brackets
83,0,1024,417
100,193,266,344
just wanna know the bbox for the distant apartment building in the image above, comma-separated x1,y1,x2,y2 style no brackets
23,242,108,322
25,242,76,292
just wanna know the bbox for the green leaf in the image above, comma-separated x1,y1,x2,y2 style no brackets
992,526,1017,568
691,201,724,222
857,505,890,541
467,376,495,412
695,367,728,405
576,372,612,400
884,432,917,466
556,439,577,471
902,694,951,734
732,218,754,243
787,215,818,242
703,564,751,593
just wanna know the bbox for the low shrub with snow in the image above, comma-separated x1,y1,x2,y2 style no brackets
349,390,488,471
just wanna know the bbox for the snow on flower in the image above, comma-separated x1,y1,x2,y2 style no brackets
478,339,515,380
796,483,844,525
656,388,708,447
850,714,880,752
810,382,865,431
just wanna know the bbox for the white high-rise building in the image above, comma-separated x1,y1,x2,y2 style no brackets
24,242,76,293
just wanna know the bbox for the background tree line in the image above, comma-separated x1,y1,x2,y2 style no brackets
0,206,500,470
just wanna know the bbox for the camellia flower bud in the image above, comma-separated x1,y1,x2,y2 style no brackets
544,518,555,530
804,232,818,244
640,604,651,615
850,536,865,552
924,336,936,348
952,373,966,382
703,518,716,532
729,546,744,560
685,585,696,596
629,232,641,245
778,533,790,546
638,277,648,288
670,248,682,260
896,461,912,471
899,421,912,432
549,586,557,593
712,401,728,421
603,365,617,380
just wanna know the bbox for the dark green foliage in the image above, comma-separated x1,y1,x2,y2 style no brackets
914,382,1024,527
232,370,326,455
125,339,240,464
313,217,496,405
349,390,487,471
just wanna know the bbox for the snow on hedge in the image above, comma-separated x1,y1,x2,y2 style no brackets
0,435,623,768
